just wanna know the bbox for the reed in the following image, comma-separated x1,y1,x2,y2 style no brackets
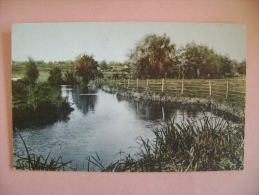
87,115,244,172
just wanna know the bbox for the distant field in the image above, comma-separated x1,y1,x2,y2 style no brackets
12,63,127,81
12,64,74,82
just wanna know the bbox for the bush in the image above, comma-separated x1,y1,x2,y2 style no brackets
47,67,63,85
24,58,39,85
12,81,73,128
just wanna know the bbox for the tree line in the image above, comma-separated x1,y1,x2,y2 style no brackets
62,33,246,81
128,34,246,79
13,33,246,86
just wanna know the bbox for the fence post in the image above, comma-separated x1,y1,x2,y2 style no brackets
127,79,130,88
137,79,139,90
124,79,125,88
162,79,164,92
162,106,165,120
181,79,184,94
209,80,212,96
146,78,149,90
226,80,229,98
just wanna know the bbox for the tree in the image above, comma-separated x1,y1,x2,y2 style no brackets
217,54,234,77
48,67,63,85
24,58,39,85
99,60,109,70
75,54,98,85
64,69,77,85
178,42,218,79
237,60,246,74
128,34,176,78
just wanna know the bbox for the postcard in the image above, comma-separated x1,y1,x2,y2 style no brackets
12,22,246,172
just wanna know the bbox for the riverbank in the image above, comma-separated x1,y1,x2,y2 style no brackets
101,84,245,123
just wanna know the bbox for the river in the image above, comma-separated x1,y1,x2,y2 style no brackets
13,85,215,171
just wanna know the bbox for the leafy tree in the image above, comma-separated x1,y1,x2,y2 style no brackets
64,69,77,85
99,60,109,70
128,34,176,78
217,54,234,77
24,58,39,85
178,42,218,79
48,67,63,85
237,60,246,74
75,54,98,85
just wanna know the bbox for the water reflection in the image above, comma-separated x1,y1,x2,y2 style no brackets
72,86,97,115
115,94,204,124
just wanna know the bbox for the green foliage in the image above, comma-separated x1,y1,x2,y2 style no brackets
178,43,217,78
99,60,109,70
75,54,98,85
24,58,39,85
237,60,246,74
129,34,176,79
63,69,77,85
128,35,243,79
12,81,73,128
87,116,244,172
47,67,63,85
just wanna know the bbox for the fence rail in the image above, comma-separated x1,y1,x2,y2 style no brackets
100,78,246,106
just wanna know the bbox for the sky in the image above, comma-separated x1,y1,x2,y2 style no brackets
12,22,246,63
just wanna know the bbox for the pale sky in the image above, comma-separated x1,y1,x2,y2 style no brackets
12,22,246,63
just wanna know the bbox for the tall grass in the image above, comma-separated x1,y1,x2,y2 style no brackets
86,116,244,172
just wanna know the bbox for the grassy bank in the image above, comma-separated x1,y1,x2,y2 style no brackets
101,78,245,109
101,83,245,122
85,115,244,172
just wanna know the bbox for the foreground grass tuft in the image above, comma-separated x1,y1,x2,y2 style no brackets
87,116,244,172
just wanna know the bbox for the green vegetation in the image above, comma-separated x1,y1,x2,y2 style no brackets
75,54,99,85
12,80,74,128
24,58,39,85
12,59,74,129
86,115,244,172
104,78,245,117
129,34,176,79
47,67,63,85
63,69,77,85
128,34,245,79
12,34,246,82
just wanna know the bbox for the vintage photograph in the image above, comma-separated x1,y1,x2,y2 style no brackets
12,22,246,172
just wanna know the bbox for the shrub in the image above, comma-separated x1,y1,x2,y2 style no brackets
47,67,63,85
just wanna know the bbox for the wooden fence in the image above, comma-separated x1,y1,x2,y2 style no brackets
102,78,246,105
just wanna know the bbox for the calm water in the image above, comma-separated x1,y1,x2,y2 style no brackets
13,85,214,171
